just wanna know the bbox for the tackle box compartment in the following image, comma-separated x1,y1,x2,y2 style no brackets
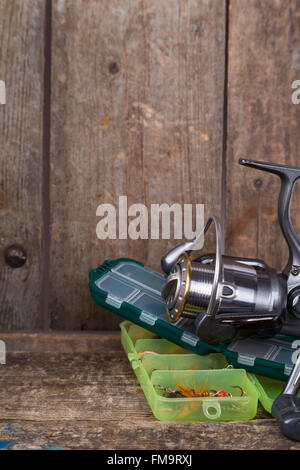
248,374,300,414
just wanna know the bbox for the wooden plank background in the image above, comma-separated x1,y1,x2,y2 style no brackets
49,0,226,329
0,0,45,329
226,0,300,270
0,0,300,330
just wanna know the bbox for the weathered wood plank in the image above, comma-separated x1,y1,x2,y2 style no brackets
226,0,300,270
0,331,123,353
0,332,297,450
0,0,45,328
0,418,299,450
50,0,226,329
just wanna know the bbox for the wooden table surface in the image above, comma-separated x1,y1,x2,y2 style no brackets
0,331,299,450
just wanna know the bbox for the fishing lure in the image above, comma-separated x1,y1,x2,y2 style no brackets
154,385,183,399
175,379,233,398
155,380,247,399
231,385,247,397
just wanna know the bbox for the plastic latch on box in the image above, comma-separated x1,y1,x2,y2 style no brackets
131,360,140,371
284,364,293,376
140,311,158,326
202,399,222,420
106,294,123,308
181,332,199,347
238,353,255,367
128,353,136,363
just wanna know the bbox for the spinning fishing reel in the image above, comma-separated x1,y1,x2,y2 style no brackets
161,158,300,344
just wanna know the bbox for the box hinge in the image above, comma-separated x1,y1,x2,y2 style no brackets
284,364,293,376
181,332,199,347
128,353,136,363
131,360,140,371
106,294,123,309
139,311,157,326
237,353,255,367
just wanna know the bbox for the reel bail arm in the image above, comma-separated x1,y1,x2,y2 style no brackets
161,218,215,275
239,158,300,281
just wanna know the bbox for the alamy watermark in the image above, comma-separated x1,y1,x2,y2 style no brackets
0,80,5,104
0,340,6,364
291,80,300,104
96,197,205,249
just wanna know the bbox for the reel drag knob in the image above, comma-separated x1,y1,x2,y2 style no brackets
288,287,300,319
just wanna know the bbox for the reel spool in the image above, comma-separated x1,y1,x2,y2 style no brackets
162,217,223,323
162,216,286,343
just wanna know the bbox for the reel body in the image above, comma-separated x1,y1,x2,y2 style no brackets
163,252,286,342
161,159,300,344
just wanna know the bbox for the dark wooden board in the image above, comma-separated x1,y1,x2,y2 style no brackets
0,418,299,450
226,0,300,269
0,331,298,450
49,0,226,330
2,0,300,334
0,0,45,329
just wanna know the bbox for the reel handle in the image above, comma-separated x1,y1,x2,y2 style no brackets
271,352,300,441
239,158,300,277
271,394,300,441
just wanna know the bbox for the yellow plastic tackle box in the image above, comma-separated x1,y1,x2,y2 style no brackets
120,321,260,422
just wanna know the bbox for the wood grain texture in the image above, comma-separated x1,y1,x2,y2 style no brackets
0,331,298,450
1,418,298,450
49,0,226,329
0,330,123,353
226,0,300,270
0,0,45,328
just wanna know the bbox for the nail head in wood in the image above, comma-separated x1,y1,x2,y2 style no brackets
4,245,27,268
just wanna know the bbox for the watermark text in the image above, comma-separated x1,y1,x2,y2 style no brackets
0,80,5,104
96,197,204,248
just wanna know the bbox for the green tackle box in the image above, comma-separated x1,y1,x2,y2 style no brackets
120,320,261,421
120,321,300,422
89,258,299,383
